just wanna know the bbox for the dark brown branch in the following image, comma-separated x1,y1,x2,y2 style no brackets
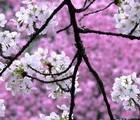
57,24,72,33
56,82,70,92
79,28,140,40
65,1,84,120
83,0,88,8
28,52,78,76
0,1,66,76
26,74,72,84
69,55,82,120
83,54,114,120
79,1,114,22
128,22,139,36
65,0,114,119
0,54,13,60
76,0,95,13
33,22,39,32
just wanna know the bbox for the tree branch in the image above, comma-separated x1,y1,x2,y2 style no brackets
65,0,114,119
57,24,72,33
69,55,82,120
128,22,139,36
83,53,114,120
76,0,96,13
79,28,140,40
79,1,114,22
83,0,88,8
26,74,72,84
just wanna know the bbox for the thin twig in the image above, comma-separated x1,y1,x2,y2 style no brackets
79,1,114,22
78,28,140,40
76,0,96,13
26,74,72,84
83,0,88,8
128,22,139,35
0,54,13,60
56,82,70,92
28,52,78,76
57,24,72,33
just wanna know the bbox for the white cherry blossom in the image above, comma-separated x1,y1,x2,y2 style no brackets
114,0,140,36
123,99,136,111
111,72,140,111
40,112,60,120
40,104,69,120
13,1,59,35
4,60,33,95
0,31,20,56
0,14,7,27
0,99,5,117
22,0,33,4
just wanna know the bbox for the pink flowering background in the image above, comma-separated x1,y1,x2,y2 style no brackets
0,0,140,119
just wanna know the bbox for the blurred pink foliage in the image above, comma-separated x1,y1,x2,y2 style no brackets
0,0,140,119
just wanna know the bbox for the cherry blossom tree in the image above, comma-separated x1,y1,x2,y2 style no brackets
1,0,140,120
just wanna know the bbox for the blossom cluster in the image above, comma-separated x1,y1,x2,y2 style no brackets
0,13,20,58
2,47,79,99
40,104,69,120
12,0,58,35
111,72,140,111
114,0,140,36
0,31,20,56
